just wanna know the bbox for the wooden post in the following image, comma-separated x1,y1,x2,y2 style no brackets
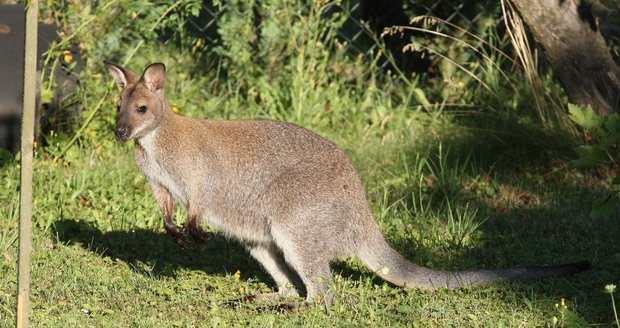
17,1,38,328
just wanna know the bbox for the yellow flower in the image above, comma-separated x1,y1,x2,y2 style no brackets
172,105,179,113
234,270,241,280
63,54,73,63
239,287,244,293
191,39,203,53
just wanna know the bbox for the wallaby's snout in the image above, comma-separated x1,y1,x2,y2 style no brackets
115,108,133,142
115,125,129,142
113,102,141,142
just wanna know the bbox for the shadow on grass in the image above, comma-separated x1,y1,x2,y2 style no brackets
389,119,620,322
51,219,271,282
51,218,385,298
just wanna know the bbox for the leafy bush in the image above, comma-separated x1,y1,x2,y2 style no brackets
569,103,620,217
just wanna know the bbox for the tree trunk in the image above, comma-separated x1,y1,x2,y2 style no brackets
510,0,620,115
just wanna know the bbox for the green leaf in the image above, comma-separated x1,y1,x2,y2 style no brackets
412,87,431,110
612,174,620,186
568,103,604,133
571,145,609,167
590,192,619,219
0,148,13,166
40,88,54,105
600,114,620,149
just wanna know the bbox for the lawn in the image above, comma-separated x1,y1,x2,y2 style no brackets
1,1,619,327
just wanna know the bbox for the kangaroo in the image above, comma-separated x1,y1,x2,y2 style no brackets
104,61,589,304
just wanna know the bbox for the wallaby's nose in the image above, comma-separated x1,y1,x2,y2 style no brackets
115,126,129,141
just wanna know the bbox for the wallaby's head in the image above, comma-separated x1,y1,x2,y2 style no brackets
104,61,168,142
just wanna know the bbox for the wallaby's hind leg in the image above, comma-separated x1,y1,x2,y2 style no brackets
270,227,333,304
247,244,303,299
284,251,332,305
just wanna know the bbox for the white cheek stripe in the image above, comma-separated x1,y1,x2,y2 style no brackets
129,120,150,139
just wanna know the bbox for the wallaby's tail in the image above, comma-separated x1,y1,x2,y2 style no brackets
357,233,590,290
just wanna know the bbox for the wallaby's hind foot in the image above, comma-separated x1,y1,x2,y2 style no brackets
222,292,307,312
242,292,289,302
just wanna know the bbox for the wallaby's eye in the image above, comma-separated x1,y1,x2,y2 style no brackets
137,106,147,113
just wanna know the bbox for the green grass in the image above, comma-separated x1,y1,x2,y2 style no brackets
1,0,620,326
2,114,618,326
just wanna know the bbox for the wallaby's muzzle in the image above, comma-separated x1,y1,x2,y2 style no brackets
115,125,129,142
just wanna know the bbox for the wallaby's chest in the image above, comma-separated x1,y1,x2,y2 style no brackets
134,136,189,206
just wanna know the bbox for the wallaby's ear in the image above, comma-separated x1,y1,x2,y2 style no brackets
104,61,138,88
142,63,166,92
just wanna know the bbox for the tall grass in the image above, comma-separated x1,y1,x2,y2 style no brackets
385,3,576,136
500,0,571,128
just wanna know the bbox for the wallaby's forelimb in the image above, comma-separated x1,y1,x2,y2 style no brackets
185,214,210,244
163,217,187,248
163,215,187,248
151,182,187,247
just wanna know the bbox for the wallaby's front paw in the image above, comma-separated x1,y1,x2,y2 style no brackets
185,221,211,244
174,236,189,249
164,220,189,248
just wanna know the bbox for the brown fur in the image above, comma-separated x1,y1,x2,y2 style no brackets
105,61,589,304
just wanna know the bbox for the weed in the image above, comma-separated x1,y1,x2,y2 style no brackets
607,284,620,328
443,202,487,248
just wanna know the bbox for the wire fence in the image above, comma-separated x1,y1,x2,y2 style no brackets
173,0,501,79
